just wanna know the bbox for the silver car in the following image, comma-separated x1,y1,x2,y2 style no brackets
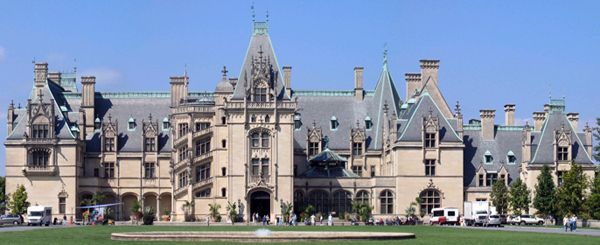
485,215,502,227
0,214,22,225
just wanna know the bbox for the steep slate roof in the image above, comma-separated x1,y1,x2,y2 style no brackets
397,92,462,143
530,110,594,164
232,22,289,101
463,128,523,187
369,60,402,148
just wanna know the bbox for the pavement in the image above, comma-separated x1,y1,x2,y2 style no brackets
454,225,600,237
0,224,74,233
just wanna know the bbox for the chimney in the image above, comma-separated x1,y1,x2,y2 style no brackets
34,62,48,88
7,101,15,134
480,109,496,141
504,104,516,126
354,67,364,100
532,112,546,131
567,113,579,130
170,76,187,107
81,76,96,134
405,73,422,99
283,66,292,98
48,72,61,85
419,60,440,85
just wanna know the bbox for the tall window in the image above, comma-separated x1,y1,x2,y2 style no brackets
352,142,363,156
221,188,227,197
370,166,376,177
507,153,517,165
58,197,66,214
255,87,267,102
195,189,211,198
309,190,330,214
195,138,211,156
195,163,211,182
424,133,436,148
144,162,155,179
261,133,269,147
308,142,320,156
351,166,363,176
251,133,260,148
557,146,569,161
104,137,115,152
425,159,436,176
333,191,352,215
250,132,269,148
178,145,188,162
330,117,339,130
356,190,370,205
31,151,49,168
178,171,188,188
294,118,302,130
32,124,49,138
144,137,155,152
195,122,211,131
486,173,498,186
419,189,441,215
178,123,189,138
380,190,394,214
261,159,269,176
251,158,260,176
104,162,115,179
294,191,304,211
478,174,485,187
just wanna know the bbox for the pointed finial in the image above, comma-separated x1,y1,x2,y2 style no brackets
222,66,228,80
108,113,112,122
37,89,44,102
312,120,316,128
148,113,153,121
266,10,269,22
455,101,461,114
251,2,255,22
9,100,14,108
383,43,388,65
73,58,77,73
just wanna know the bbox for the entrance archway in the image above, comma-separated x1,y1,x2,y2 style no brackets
249,191,271,221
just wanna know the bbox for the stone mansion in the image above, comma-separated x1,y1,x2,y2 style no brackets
4,21,596,222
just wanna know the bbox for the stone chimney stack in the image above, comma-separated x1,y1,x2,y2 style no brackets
567,113,579,130
480,109,496,141
419,60,440,85
34,62,48,88
405,73,422,99
354,67,364,100
504,104,516,126
170,76,188,107
532,112,546,131
283,66,292,98
81,76,96,135
48,72,61,84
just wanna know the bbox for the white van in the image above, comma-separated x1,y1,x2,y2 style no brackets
430,207,459,225
27,206,52,226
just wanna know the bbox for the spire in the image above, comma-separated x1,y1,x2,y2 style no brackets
251,2,255,22
383,43,388,69
221,66,228,80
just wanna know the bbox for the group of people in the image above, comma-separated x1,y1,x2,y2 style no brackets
563,215,578,232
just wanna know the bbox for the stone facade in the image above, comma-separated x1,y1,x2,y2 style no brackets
4,21,596,222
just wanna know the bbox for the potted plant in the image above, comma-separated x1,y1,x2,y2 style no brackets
161,210,171,221
130,200,142,223
142,207,155,225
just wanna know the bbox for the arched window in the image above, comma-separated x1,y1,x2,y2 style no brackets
379,190,394,214
308,190,329,214
332,190,352,215
261,132,269,147
355,190,370,205
419,189,441,215
294,191,305,212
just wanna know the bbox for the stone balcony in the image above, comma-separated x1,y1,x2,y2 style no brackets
173,135,188,148
192,127,213,140
191,177,213,190
192,152,213,164
23,165,57,176
173,158,190,171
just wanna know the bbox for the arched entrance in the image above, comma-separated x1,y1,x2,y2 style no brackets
249,191,271,220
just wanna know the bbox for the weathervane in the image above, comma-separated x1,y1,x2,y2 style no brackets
251,2,255,22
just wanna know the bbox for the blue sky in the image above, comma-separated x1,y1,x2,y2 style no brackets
0,0,599,175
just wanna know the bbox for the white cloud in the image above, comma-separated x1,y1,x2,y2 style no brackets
79,68,122,85
0,46,5,62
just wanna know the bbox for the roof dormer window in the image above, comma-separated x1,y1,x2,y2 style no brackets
484,150,493,164
294,114,302,131
507,151,516,165
128,117,136,131
365,116,373,130
162,117,170,131
94,117,101,130
330,116,339,131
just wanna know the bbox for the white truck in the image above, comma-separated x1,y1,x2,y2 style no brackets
27,206,52,226
463,201,496,226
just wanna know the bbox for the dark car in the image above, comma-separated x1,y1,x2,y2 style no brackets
0,214,22,225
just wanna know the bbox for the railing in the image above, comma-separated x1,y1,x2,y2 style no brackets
173,135,188,148
192,177,214,190
173,158,190,171
226,101,296,110
192,127,213,140
24,165,57,176
172,106,214,114
192,152,213,164
174,186,188,197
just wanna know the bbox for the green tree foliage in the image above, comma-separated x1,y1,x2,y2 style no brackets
351,201,372,222
584,172,600,219
208,203,221,222
533,165,557,218
490,179,509,214
0,176,5,213
7,184,29,215
556,163,589,216
281,201,293,222
509,179,531,215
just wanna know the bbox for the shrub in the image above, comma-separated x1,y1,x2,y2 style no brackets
142,207,155,225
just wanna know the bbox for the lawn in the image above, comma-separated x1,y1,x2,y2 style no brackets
0,225,598,245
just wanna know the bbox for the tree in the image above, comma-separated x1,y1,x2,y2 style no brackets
226,201,238,224
7,184,29,216
405,201,417,218
556,163,589,217
208,203,221,222
509,179,530,215
533,165,557,218
584,172,600,219
351,201,372,222
490,179,509,214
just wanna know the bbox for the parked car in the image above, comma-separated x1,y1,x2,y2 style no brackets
0,214,22,225
485,215,502,227
510,215,544,225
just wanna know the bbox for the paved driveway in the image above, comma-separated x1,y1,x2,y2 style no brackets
454,225,600,237
0,225,73,233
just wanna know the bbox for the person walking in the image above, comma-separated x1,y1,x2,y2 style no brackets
573,215,578,232
563,216,569,232
310,214,316,226
327,213,333,226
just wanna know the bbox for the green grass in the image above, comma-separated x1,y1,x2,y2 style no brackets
0,225,598,245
